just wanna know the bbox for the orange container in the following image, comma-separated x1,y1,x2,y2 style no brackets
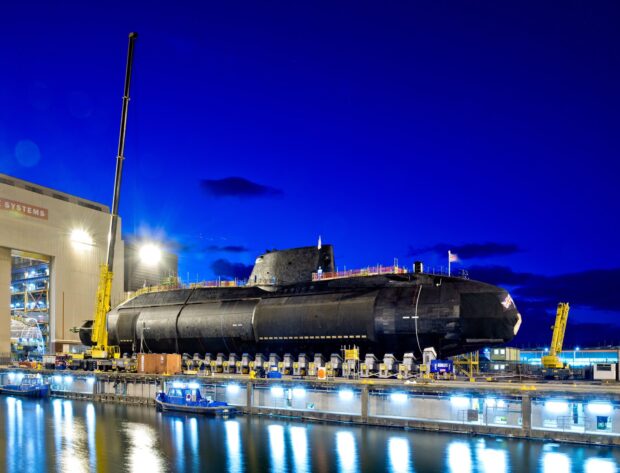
163,353,182,375
137,353,160,374
317,367,327,380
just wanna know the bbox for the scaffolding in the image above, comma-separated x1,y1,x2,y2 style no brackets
10,253,50,356
453,351,480,381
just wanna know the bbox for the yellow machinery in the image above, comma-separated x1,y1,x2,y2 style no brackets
453,351,479,382
541,302,570,370
89,32,138,361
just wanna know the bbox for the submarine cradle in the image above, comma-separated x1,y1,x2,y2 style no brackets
80,245,522,358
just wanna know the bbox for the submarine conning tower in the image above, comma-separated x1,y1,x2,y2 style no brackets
248,245,335,286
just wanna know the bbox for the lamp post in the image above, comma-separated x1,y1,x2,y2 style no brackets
574,346,580,365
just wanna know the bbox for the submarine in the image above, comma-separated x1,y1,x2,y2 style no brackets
81,244,522,358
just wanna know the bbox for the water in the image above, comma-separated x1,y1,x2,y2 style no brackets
0,396,618,473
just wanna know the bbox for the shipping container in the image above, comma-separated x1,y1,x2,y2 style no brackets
138,353,160,374
163,354,182,375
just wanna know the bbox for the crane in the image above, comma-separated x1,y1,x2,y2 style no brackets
90,32,138,360
541,302,570,377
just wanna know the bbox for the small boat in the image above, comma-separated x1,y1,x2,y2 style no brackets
155,385,235,416
0,374,50,398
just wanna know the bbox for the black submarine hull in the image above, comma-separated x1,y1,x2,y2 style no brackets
98,271,521,359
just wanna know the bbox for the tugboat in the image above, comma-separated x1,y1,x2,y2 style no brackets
155,383,235,416
0,374,50,398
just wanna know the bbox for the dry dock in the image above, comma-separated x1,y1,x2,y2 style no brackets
2,369,619,446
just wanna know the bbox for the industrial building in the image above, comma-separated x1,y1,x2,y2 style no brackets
0,173,125,357
520,348,620,367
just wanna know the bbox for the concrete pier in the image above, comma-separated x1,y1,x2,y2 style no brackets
3,369,620,446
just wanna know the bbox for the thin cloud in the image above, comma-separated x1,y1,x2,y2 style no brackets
205,245,249,253
200,177,283,198
468,265,620,313
466,265,534,286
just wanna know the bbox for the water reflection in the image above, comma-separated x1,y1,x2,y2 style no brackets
447,442,472,473
0,398,619,473
268,424,286,473
290,426,309,473
336,431,358,473
125,422,166,472
388,437,411,473
174,419,185,471
476,440,507,473
225,419,242,473
188,417,199,458
86,403,96,471
585,457,616,473
542,451,571,473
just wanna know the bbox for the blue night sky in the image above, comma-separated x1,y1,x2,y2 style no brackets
1,2,619,347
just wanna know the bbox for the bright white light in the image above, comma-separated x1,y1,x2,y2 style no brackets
450,396,470,408
390,392,408,404
585,457,615,473
53,375,62,384
542,452,570,473
139,244,162,266
290,426,309,473
587,402,613,416
477,446,507,473
227,384,240,394
225,420,242,473
544,400,568,414
63,376,73,383
486,398,496,408
293,387,306,398
497,400,506,409
71,229,93,247
448,442,472,473
336,431,357,473
271,386,284,397
388,438,410,473
125,422,166,472
339,389,354,401
86,377,96,385
187,382,200,390
172,381,185,389
268,425,286,473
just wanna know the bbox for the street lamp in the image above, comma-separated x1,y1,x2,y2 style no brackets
70,228,93,249
138,243,162,266
574,346,580,365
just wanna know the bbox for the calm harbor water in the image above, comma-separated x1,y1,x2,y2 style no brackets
0,396,617,473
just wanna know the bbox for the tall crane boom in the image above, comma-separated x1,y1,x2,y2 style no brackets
542,302,570,370
91,32,138,358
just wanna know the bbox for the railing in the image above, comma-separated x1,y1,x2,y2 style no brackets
312,265,408,281
124,278,249,302
312,265,470,282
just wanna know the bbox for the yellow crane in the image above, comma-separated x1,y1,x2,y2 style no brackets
90,32,138,361
541,302,570,372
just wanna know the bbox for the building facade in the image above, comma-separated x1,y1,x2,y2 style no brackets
0,173,124,356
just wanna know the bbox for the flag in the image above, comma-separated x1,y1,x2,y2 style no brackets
318,235,322,250
448,251,458,263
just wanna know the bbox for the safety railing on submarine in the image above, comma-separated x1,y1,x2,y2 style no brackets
123,265,470,302
123,278,247,301
311,265,470,282
312,265,408,281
